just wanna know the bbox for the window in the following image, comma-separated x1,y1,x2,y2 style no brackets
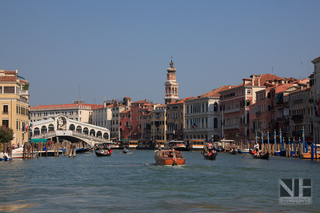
2,119,9,128
4,86,15,94
3,104,8,114
247,89,251,94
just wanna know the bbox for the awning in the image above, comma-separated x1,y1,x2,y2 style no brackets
30,138,48,143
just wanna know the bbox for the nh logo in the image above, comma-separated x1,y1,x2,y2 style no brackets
279,178,312,205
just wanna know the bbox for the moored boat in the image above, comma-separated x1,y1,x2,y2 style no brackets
0,152,11,161
154,150,185,166
12,147,38,159
237,148,250,154
95,149,112,157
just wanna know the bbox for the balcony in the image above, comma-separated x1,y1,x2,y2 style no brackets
293,99,303,104
291,114,303,122
223,124,240,130
224,107,240,114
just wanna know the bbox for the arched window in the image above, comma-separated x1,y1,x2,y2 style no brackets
76,126,82,133
214,118,218,128
97,131,102,138
48,124,54,132
103,132,109,139
214,102,218,112
41,125,47,134
90,129,95,136
34,127,40,136
83,127,89,135
69,124,75,131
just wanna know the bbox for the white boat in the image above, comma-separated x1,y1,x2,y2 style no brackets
12,147,38,159
165,140,189,151
0,152,11,161
237,148,250,154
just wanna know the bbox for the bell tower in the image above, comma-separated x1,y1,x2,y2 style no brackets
164,58,179,104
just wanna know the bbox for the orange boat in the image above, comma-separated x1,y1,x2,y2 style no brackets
300,145,320,159
154,150,185,166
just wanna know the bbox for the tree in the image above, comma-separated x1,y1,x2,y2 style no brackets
0,125,14,153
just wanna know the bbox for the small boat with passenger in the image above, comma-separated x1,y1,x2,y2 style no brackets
202,150,217,160
122,148,130,154
154,150,185,166
250,150,269,160
95,149,112,157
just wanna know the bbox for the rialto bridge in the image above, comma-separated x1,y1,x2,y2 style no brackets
30,114,110,147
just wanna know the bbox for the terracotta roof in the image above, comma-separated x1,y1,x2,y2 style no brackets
120,109,131,114
155,104,167,108
30,103,103,110
197,85,237,98
132,100,149,104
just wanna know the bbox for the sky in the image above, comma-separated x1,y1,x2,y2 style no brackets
0,0,319,107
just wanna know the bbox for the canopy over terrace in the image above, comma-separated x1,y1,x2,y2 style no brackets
30,138,48,143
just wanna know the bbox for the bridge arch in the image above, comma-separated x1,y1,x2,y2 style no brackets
97,131,102,138
83,127,89,135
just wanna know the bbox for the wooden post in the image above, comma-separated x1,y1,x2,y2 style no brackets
69,143,73,157
73,144,76,157
45,142,48,157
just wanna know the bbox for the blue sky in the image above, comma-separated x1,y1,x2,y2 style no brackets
1,0,319,106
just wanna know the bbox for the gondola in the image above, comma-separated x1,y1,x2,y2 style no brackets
202,151,217,160
95,149,112,157
250,150,269,160
230,149,237,155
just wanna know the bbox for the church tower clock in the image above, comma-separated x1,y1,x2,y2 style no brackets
164,59,179,104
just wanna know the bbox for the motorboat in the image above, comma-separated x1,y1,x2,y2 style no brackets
154,150,185,166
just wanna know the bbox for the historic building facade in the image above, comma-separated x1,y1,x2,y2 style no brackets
151,105,167,141
184,86,231,142
0,69,29,146
30,101,102,124
110,97,132,141
92,100,113,131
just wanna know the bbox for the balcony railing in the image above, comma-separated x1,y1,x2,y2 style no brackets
223,107,240,114
291,114,303,121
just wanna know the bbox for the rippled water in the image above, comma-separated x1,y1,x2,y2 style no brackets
0,150,319,212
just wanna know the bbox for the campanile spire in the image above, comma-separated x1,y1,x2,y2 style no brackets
164,58,179,104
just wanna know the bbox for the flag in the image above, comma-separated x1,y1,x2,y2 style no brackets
193,123,197,127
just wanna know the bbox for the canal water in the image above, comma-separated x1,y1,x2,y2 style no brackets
0,150,319,212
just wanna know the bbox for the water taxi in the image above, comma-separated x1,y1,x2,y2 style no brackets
188,139,205,150
121,140,138,149
154,150,185,166
165,140,189,151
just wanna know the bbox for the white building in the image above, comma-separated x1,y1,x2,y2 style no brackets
184,86,231,141
92,100,113,131
30,101,102,124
